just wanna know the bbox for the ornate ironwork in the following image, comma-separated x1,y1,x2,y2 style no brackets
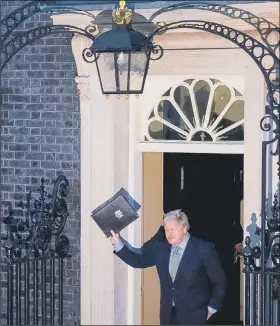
0,0,96,48
243,191,280,271
2,175,70,261
149,2,280,53
146,20,279,108
0,24,95,71
82,46,99,64
240,190,280,323
1,176,70,325
0,1,41,46
149,43,164,61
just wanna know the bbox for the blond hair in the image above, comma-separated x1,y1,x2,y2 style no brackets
163,209,190,231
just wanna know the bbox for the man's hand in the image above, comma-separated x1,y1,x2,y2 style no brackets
234,242,243,252
207,311,212,320
109,230,120,245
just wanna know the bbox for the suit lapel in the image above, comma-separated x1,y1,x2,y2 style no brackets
174,235,195,283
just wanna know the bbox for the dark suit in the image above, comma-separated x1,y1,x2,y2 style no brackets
115,234,227,325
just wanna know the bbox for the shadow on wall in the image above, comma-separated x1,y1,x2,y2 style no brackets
246,189,279,248
246,213,261,247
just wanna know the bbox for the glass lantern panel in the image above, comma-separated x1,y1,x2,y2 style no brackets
129,51,148,92
96,53,119,93
116,52,129,92
96,51,149,94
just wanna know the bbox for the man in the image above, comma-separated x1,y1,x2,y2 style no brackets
120,219,243,325
121,222,243,256
110,209,227,325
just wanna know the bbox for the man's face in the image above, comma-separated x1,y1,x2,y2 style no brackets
164,219,187,245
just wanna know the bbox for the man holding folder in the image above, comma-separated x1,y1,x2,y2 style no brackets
110,209,227,325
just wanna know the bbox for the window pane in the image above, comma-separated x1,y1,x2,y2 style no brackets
146,78,244,142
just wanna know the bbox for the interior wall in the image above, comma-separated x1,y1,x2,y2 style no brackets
142,152,163,325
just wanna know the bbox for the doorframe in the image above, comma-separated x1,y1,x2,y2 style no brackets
138,142,244,154
126,65,265,324
139,149,245,325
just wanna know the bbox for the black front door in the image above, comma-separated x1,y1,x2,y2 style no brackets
163,152,243,325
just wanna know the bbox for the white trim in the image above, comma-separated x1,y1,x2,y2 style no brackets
127,99,143,325
138,141,244,154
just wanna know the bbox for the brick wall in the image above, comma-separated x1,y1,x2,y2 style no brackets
0,1,80,324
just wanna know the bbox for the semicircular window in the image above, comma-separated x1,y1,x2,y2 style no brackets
145,78,244,142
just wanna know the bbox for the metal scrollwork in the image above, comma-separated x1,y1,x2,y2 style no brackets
1,24,95,71
240,190,280,304
241,236,262,271
1,176,71,261
0,1,96,48
85,24,98,36
149,2,280,53
267,192,280,269
150,44,164,61
272,275,280,300
242,192,280,270
0,1,41,46
50,175,69,236
82,47,99,64
146,20,279,106
260,110,279,155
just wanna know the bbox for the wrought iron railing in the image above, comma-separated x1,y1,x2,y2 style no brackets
241,191,280,325
1,176,71,325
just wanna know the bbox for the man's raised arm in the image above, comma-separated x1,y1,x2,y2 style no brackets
109,230,157,268
120,225,165,254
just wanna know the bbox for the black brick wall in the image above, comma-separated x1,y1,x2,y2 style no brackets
1,1,80,324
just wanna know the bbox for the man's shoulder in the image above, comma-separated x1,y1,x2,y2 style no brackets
156,238,169,248
190,235,215,252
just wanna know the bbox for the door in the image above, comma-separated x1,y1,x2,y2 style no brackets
163,153,244,325
139,75,245,324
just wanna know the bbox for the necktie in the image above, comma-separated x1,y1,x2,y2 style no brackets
170,246,181,282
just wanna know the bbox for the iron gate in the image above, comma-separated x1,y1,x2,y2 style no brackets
242,191,280,325
1,176,70,325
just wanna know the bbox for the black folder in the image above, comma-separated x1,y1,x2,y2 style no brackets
91,189,140,237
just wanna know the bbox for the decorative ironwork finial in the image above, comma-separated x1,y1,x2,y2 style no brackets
113,0,132,25
240,236,254,272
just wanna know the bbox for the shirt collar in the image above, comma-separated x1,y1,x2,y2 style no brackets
175,232,190,251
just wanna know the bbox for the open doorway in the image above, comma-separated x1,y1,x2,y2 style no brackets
163,153,244,325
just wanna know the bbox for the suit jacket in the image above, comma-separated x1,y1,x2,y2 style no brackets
120,226,165,254
115,235,227,325
134,224,243,252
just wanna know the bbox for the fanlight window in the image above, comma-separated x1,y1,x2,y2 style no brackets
146,79,244,142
